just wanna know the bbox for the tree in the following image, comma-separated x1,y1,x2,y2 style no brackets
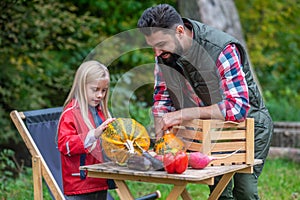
235,0,300,121
0,0,103,143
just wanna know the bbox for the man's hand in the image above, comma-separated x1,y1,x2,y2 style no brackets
160,110,183,130
158,104,225,131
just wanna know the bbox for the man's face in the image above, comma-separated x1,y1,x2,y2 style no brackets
145,30,183,59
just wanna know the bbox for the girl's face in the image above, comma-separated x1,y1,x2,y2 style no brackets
86,78,109,107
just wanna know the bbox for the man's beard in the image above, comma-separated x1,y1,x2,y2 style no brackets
160,38,183,68
161,53,180,68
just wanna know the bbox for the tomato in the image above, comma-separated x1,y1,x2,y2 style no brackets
175,151,189,174
163,152,176,173
163,150,188,174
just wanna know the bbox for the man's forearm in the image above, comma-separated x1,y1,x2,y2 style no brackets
153,116,164,141
156,104,225,132
193,104,225,120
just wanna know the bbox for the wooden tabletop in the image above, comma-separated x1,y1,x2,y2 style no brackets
80,159,262,200
80,159,262,185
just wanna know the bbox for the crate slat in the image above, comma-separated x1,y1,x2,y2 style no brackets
182,141,203,152
176,129,246,141
176,129,204,140
210,153,246,166
210,141,246,153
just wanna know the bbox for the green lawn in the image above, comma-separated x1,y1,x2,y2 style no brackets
258,158,300,200
1,158,299,200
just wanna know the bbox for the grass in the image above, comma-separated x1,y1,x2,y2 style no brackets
258,158,300,200
1,158,299,199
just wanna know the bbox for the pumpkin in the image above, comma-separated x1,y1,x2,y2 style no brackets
154,130,185,154
101,118,150,164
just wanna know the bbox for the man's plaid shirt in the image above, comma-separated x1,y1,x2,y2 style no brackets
152,44,250,122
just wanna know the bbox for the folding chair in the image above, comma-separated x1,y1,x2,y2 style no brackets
10,107,115,200
10,107,65,200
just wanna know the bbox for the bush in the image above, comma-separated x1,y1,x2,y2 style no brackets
235,0,300,121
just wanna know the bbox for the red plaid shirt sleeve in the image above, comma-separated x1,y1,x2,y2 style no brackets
152,62,176,117
216,44,250,122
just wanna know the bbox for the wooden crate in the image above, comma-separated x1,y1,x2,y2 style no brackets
174,118,254,166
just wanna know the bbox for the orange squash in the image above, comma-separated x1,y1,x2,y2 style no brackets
101,118,150,164
154,130,185,154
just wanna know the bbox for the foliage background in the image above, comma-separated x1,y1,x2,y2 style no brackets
0,0,299,186
0,0,299,198
235,0,300,121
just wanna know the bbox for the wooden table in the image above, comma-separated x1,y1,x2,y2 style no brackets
80,159,262,200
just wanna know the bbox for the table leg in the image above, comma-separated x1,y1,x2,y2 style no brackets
114,180,134,200
166,183,188,200
181,188,193,200
208,172,235,200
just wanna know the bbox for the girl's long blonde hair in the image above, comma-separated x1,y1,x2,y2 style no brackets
64,60,111,130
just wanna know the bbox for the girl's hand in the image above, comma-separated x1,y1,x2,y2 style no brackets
94,118,116,139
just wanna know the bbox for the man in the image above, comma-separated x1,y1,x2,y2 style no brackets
137,4,273,200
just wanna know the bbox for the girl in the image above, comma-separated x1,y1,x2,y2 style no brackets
57,60,115,200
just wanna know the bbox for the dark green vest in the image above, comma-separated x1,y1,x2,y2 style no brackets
157,18,273,169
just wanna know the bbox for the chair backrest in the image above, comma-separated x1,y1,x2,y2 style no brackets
11,107,117,200
10,107,65,200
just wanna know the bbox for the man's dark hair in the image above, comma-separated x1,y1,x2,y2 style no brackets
137,4,183,36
